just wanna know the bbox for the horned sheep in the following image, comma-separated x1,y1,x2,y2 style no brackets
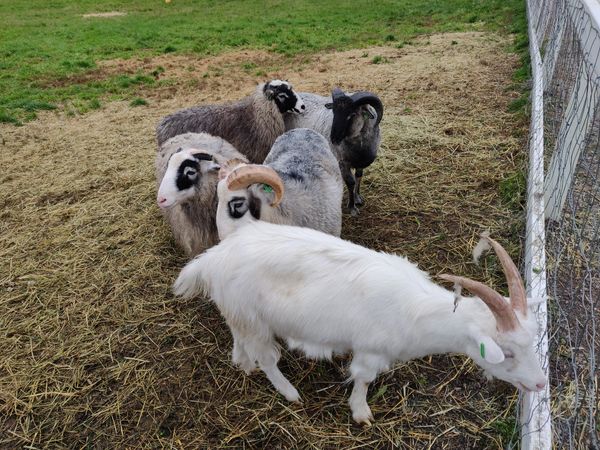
285,87,383,215
216,128,343,239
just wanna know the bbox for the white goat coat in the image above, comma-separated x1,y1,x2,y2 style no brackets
174,220,546,422
175,220,477,361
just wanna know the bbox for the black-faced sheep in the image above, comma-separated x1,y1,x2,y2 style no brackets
156,80,305,164
285,88,383,215
155,132,248,256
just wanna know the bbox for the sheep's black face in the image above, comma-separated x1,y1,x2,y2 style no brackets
264,80,305,114
157,151,219,209
227,195,261,220
176,159,199,191
326,88,384,145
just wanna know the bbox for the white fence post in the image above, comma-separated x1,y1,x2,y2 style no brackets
521,1,552,448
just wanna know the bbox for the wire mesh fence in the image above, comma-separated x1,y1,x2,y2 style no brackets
523,0,600,448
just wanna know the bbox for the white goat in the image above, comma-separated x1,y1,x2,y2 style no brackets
173,225,546,424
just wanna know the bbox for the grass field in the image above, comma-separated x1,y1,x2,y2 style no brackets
0,0,526,124
0,1,531,448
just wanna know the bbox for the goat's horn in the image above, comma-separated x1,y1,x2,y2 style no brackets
349,92,384,126
227,164,284,207
483,236,527,317
439,274,520,332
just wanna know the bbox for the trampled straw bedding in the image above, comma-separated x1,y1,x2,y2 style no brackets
0,32,526,448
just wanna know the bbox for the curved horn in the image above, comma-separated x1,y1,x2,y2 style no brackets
332,87,348,102
227,164,284,207
483,236,527,317
349,91,384,126
439,274,520,332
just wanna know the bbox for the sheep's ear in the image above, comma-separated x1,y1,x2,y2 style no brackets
324,102,333,109
202,161,220,173
250,184,276,208
471,334,505,364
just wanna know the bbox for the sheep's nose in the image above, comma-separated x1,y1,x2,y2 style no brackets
536,381,546,391
157,197,168,206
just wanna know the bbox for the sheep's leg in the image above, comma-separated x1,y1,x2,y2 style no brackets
230,327,256,375
340,162,359,216
354,168,364,206
246,337,300,402
348,353,389,424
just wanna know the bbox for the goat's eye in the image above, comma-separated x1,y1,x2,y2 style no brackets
184,168,197,178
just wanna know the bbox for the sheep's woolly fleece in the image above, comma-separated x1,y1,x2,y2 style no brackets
0,32,528,449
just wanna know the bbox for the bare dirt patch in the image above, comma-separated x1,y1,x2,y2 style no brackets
82,11,126,18
0,32,525,449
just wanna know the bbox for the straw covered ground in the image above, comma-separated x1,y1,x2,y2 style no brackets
0,32,527,448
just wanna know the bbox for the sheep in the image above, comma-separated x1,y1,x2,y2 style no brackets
155,132,248,256
215,128,343,239
284,87,383,216
156,80,305,163
173,228,546,424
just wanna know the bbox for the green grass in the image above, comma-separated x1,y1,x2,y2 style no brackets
130,97,148,106
0,0,525,122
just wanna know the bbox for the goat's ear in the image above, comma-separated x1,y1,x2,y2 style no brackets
470,333,505,364
324,102,333,109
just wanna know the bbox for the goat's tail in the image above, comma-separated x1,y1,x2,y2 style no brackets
173,254,211,299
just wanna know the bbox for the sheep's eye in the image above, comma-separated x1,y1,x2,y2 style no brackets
503,351,515,359
184,168,197,178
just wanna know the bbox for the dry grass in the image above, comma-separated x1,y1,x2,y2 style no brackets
0,32,527,448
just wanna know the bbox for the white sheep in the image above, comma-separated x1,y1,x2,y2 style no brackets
216,128,343,240
173,225,546,424
155,132,248,256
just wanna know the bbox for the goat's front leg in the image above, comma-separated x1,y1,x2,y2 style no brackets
230,327,256,375
348,353,389,424
246,337,300,402
340,161,359,216
354,168,364,206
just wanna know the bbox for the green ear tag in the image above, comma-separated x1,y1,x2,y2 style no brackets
480,342,486,359
262,184,273,193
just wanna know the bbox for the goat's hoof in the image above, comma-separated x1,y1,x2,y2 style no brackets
355,194,365,206
283,389,301,403
352,409,374,425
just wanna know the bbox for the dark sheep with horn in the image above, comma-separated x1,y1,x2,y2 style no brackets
284,87,384,216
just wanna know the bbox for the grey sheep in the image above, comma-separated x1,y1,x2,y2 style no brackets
284,88,383,216
156,132,248,256
216,128,343,239
156,80,305,163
